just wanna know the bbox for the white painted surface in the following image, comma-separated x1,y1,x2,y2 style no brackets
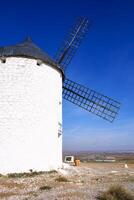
0,57,62,174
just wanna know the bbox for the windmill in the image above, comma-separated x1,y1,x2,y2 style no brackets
0,17,120,174
55,17,121,123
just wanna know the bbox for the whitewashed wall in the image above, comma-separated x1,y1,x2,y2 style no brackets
0,57,63,174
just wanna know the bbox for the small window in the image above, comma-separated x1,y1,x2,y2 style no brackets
37,60,42,66
1,58,6,63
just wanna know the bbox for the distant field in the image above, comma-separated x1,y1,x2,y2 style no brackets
63,151,134,163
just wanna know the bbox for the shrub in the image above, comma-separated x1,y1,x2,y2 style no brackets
39,185,52,190
7,171,44,178
55,176,68,182
97,185,134,200
7,170,57,178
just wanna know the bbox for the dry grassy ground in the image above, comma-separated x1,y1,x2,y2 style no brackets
0,163,134,200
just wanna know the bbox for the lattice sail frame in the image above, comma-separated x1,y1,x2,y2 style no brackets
55,17,89,71
63,78,121,122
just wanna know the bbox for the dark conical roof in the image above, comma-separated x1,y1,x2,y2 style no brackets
0,37,57,67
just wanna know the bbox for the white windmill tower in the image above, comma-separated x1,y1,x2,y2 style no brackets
0,18,121,174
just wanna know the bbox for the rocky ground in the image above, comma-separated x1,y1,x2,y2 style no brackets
0,162,134,200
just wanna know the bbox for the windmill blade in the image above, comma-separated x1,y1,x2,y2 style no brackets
63,78,121,122
55,17,89,71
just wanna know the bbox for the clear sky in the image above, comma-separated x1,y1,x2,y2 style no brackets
0,0,134,151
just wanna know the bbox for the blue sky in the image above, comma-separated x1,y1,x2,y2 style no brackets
0,0,134,151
